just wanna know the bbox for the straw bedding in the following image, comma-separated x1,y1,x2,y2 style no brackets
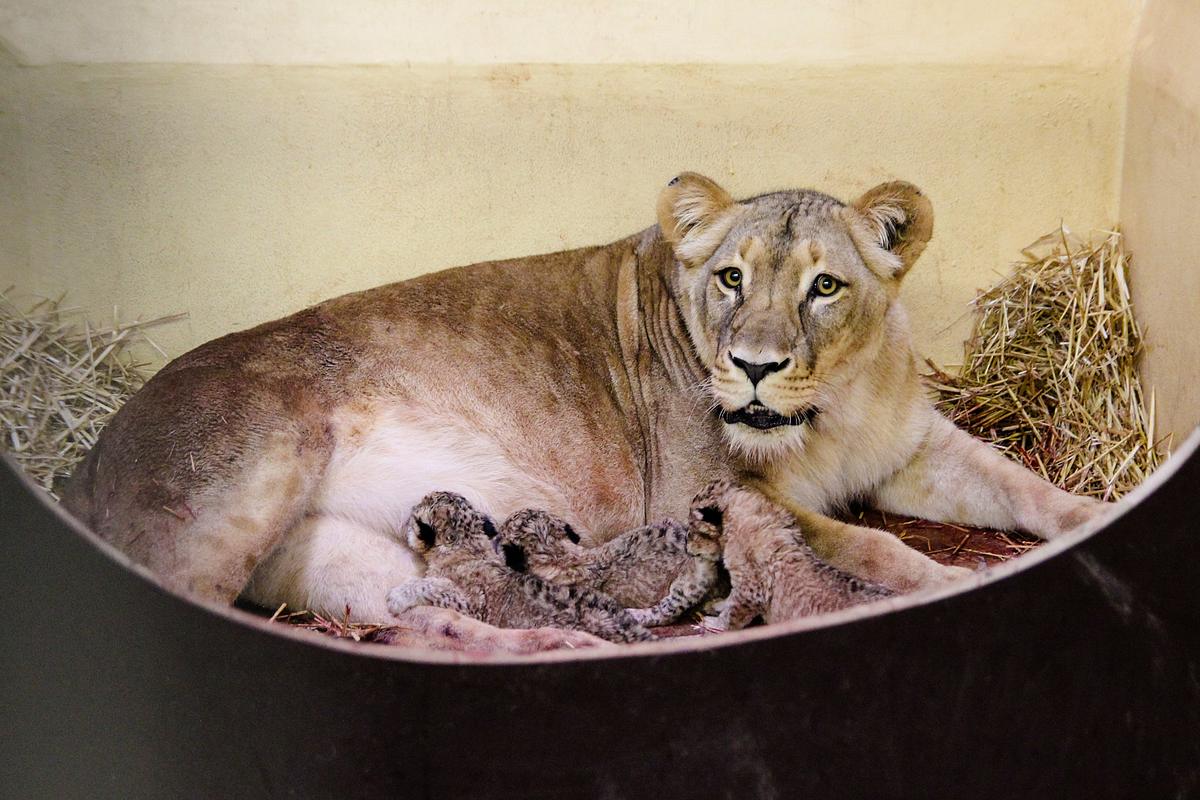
0,291,183,497
926,226,1162,501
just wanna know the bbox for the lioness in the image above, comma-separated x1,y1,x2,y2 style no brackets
62,172,1104,653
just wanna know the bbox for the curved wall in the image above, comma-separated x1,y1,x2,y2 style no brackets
1120,0,1200,449
2,434,1198,797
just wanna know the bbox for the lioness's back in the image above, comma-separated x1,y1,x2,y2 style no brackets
62,236,641,541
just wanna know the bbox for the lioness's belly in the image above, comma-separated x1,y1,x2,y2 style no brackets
310,400,644,540
243,399,648,616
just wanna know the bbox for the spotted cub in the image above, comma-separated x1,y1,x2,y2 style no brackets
385,491,654,644
697,481,894,630
496,488,725,626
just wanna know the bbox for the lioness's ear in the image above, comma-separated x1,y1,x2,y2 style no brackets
850,181,933,280
657,172,738,267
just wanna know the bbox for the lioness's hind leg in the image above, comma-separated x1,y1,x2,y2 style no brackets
71,425,328,604
390,606,612,654
244,513,426,622
61,369,336,606
164,431,330,602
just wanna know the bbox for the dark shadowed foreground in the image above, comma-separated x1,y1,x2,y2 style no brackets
3,432,1198,799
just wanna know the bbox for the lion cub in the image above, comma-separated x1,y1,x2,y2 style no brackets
385,491,654,644
697,481,894,630
496,490,725,627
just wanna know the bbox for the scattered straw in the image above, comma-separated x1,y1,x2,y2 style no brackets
0,290,184,497
273,606,407,644
927,226,1162,500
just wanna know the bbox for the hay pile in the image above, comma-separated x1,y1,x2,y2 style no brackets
927,227,1162,501
0,291,182,497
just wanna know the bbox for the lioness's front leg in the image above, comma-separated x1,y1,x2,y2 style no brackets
756,491,973,593
873,412,1109,540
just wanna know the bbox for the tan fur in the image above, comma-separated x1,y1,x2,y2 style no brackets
699,482,893,629
61,172,1108,652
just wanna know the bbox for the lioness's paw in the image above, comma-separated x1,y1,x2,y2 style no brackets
1053,496,1110,537
517,627,611,653
932,564,976,586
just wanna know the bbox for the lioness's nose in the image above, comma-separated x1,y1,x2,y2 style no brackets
730,354,790,386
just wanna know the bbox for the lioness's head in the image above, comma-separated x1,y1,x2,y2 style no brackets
657,172,933,460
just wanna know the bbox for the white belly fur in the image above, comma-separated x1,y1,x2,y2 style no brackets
244,403,573,619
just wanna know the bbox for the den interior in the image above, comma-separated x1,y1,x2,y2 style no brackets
4,4,1200,798
1,0,1197,651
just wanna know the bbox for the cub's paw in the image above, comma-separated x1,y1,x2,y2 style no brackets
690,480,735,520
700,595,730,617
626,607,654,626
688,480,733,555
386,581,429,615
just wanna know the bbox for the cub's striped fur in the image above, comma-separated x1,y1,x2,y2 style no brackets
387,491,654,644
497,487,725,626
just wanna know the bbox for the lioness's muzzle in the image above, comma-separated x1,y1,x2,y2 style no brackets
718,403,819,430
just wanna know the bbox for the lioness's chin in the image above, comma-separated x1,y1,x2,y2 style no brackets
721,422,808,463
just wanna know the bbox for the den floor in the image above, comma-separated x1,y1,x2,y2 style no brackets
256,511,1042,645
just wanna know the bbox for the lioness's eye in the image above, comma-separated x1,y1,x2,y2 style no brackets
716,267,743,290
811,273,843,297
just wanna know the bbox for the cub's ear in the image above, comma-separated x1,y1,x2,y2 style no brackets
850,181,934,280
657,172,739,267
415,519,437,549
501,543,528,572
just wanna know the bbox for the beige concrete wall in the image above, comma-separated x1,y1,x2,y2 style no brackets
0,0,1139,67
0,2,1134,370
1120,0,1200,450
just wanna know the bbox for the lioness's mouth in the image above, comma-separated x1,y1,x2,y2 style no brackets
718,403,820,430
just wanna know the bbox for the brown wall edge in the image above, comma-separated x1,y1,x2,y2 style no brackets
2,437,1199,798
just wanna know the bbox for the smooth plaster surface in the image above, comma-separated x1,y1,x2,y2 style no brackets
0,0,1140,68
1119,0,1200,451
0,60,1126,369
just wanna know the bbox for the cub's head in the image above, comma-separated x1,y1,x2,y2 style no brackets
657,172,933,461
405,490,498,556
497,508,585,565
